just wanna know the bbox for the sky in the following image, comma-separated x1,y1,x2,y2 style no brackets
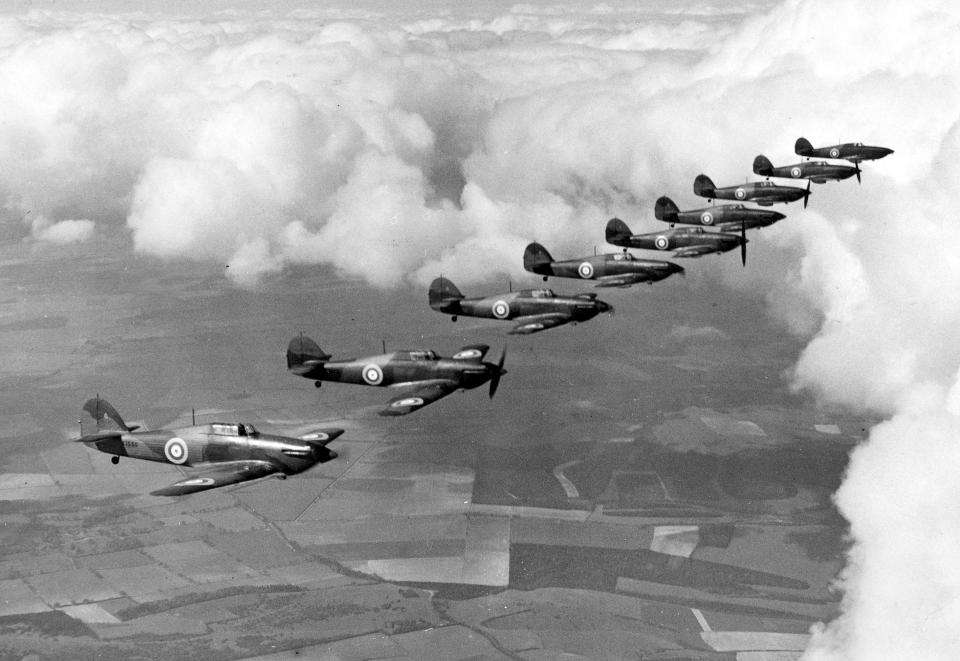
1,1,959,658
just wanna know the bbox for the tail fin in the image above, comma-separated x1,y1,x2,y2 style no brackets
654,196,679,222
795,137,813,156
752,154,773,176
428,277,464,312
287,335,330,370
693,174,716,198
523,242,554,274
605,218,633,244
80,397,136,438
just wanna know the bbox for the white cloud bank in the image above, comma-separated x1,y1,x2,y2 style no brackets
2,1,960,658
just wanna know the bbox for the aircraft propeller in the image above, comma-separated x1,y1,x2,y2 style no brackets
803,180,811,209
488,347,507,399
855,162,861,184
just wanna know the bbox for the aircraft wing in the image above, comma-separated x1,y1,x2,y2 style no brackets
672,244,717,258
508,313,574,335
594,273,650,288
380,379,459,416
150,460,280,497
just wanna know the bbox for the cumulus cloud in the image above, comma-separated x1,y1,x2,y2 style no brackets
29,214,95,245
2,2,960,658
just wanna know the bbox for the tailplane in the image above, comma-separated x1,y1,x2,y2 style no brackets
428,277,465,312
80,397,137,439
523,242,555,274
752,154,774,176
286,335,330,371
654,196,680,222
795,137,814,156
693,174,716,198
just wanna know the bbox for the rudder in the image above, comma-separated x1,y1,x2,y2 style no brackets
80,397,135,438
752,154,773,176
654,196,679,221
287,335,330,370
523,242,554,274
429,277,464,311
693,174,716,198
605,218,633,244
795,137,813,156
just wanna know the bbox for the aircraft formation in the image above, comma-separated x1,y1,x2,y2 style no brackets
79,136,891,495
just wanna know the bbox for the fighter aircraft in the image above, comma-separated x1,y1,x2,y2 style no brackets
287,335,507,416
76,397,342,496
794,137,893,163
429,277,613,334
753,154,860,184
694,174,811,208
606,218,747,265
523,242,684,287
654,196,786,231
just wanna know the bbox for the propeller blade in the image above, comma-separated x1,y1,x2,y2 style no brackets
488,347,507,399
803,180,811,209
740,221,747,266
855,162,861,184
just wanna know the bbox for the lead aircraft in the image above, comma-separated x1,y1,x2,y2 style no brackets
794,137,893,163
76,397,342,496
287,335,507,416
429,277,613,334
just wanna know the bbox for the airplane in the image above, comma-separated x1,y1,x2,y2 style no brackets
794,137,893,163
286,335,507,416
694,173,811,208
753,154,860,184
606,218,747,265
523,242,684,287
76,396,342,496
654,196,786,231
429,277,614,334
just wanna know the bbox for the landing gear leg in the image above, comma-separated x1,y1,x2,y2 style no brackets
111,456,120,465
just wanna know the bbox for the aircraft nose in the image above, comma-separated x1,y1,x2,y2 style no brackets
771,210,787,220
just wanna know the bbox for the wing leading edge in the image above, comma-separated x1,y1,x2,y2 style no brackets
380,380,460,416
150,460,280,496
509,312,574,335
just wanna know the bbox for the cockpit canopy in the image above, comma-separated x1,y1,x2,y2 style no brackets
677,227,705,235
757,180,775,187
210,422,258,437
609,252,635,261
521,288,555,298
396,350,438,361
853,142,863,147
